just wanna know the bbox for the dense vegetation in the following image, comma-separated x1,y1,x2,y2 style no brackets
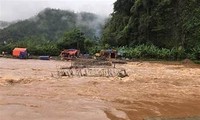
118,44,200,60
1,1,200,60
102,0,200,60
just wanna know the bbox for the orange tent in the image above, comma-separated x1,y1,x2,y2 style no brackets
12,48,27,57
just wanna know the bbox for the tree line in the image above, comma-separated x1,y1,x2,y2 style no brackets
0,1,200,60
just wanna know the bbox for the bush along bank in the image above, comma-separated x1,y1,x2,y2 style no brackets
117,44,200,61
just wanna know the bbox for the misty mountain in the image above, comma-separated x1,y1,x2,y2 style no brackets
0,21,11,29
0,8,106,43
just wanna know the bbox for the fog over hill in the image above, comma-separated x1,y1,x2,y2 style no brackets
0,8,108,43
0,0,115,22
0,21,11,29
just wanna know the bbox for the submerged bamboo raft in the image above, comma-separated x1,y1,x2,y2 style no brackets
58,67,128,78
58,59,128,78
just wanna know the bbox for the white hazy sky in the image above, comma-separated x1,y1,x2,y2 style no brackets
0,0,116,21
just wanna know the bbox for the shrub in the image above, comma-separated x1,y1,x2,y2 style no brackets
118,44,190,60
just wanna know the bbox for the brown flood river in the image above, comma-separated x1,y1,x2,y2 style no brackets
0,58,200,120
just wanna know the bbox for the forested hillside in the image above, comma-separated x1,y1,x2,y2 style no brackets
102,0,200,50
0,8,105,55
0,8,105,43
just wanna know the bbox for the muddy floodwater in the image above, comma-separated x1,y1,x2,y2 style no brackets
0,58,200,120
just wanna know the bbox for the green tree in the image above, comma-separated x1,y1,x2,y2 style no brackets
57,29,86,52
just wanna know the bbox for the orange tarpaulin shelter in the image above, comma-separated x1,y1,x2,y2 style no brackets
60,49,80,60
67,50,79,55
60,49,79,56
12,48,28,58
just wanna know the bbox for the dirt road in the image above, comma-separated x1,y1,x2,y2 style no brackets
0,58,200,120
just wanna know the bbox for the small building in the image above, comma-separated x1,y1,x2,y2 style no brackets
60,49,80,60
12,48,28,59
100,49,117,59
